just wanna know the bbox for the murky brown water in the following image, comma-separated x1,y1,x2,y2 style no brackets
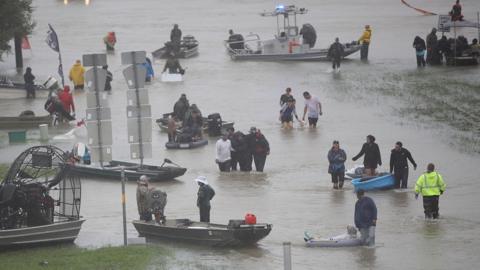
1,0,480,269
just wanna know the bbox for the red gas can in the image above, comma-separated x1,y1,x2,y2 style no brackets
244,213,257,225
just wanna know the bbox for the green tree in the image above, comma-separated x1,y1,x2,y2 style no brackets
0,0,35,60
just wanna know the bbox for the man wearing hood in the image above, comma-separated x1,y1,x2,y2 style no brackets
173,94,189,121
69,60,85,90
195,176,215,222
58,85,76,119
426,28,440,65
352,135,382,176
328,37,345,72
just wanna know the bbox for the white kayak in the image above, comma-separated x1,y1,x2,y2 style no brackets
160,72,183,82
304,226,363,247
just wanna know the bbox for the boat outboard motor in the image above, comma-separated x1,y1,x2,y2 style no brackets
207,113,222,136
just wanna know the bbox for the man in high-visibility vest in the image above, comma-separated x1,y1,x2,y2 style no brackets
415,163,446,219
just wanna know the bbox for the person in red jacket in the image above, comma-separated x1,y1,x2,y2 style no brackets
58,86,75,119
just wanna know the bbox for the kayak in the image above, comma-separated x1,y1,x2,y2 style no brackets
304,228,363,247
351,173,395,192
165,139,208,149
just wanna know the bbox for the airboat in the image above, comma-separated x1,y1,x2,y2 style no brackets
224,5,361,61
0,145,84,247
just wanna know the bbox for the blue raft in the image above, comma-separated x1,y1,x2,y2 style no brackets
351,173,395,191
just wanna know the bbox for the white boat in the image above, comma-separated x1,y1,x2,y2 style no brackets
160,72,183,82
224,5,361,61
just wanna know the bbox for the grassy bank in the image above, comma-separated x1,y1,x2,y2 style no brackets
0,245,169,270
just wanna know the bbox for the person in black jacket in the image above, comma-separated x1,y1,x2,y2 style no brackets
103,65,113,91
23,67,36,98
252,129,270,172
413,36,426,67
354,189,377,246
389,141,417,189
244,127,257,172
233,131,250,171
328,38,345,71
195,176,215,222
352,135,381,176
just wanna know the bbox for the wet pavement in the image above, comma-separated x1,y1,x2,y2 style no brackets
1,0,480,269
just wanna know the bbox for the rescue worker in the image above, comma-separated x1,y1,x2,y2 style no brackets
69,60,86,90
449,0,463,21
136,175,152,221
389,141,417,189
170,24,182,54
58,85,76,119
415,163,446,219
299,23,317,48
426,28,440,65
195,176,215,222
328,140,347,189
252,129,270,172
328,37,345,72
215,133,232,172
358,25,372,61
173,93,189,121
354,189,377,246
163,53,185,74
413,36,426,67
228,29,245,50
352,135,382,176
23,67,36,98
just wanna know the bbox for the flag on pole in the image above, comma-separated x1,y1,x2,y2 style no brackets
21,36,31,50
45,24,60,52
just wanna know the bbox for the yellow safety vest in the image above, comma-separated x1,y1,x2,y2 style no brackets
415,172,446,196
358,29,372,44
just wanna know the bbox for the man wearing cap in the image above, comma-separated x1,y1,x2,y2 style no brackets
215,133,232,172
354,189,377,246
195,176,215,222
389,141,417,189
415,163,446,219
358,25,372,61
136,175,152,221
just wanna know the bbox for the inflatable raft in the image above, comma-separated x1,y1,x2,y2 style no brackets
165,139,208,149
304,226,363,247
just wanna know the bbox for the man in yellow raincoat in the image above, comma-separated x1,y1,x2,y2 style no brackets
358,25,372,61
415,163,446,219
69,59,85,90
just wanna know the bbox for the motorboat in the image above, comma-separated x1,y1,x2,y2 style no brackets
156,113,234,136
152,35,199,60
165,138,208,150
0,145,84,247
351,173,395,192
224,5,361,61
68,159,187,182
133,218,272,247
0,112,52,129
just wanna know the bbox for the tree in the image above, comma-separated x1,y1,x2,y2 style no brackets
0,0,35,60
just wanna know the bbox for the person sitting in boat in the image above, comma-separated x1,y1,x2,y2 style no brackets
149,189,167,225
163,53,185,75
195,176,215,222
299,23,317,48
173,93,189,121
449,0,463,21
183,104,203,139
228,29,245,50
137,175,152,222
469,38,480,57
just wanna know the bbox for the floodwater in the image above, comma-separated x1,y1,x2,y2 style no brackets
1,0,480,269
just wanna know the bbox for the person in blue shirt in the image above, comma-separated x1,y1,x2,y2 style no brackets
354,189,377,246
143,57,154,82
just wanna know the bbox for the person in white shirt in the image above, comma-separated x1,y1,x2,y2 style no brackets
301,91,323,128
215,133,232,172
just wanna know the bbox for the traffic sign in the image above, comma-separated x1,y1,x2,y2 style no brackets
86,120,113,146
122,65,147,89
127,118,152,143
83,53,107,67
130,143,152,159
86,107,111,121
85,68,107,91
126,105,151,118
126,90,149,106
121,51,146,65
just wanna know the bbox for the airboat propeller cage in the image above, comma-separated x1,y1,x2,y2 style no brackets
261,5,308,38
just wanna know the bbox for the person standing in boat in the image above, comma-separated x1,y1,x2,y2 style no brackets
358,25,372,61
413,36,426,67
328,38,345,72
389,141,417,189
415,163,446,219
170,24,182,54
137,175,152,221
215,133,232,172
195,176,215,222
23,67,36,98
354,189,377,246
328,140,347,189
173,93,189,121
426,28,440,65
449,0,463,21
352,135,382,176
299,23,317,48
301,91,322,128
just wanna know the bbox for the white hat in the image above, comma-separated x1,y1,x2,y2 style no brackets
194,176,208,185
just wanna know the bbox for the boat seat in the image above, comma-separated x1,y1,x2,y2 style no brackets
0,183,17,205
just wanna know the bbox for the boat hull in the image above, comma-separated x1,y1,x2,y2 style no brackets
0,115,52,129
68,160,187,181
230,45,361,61
0,219,85,247
165,139,208,149
156,115,234,136
133,219,272,247
351,174,395,191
